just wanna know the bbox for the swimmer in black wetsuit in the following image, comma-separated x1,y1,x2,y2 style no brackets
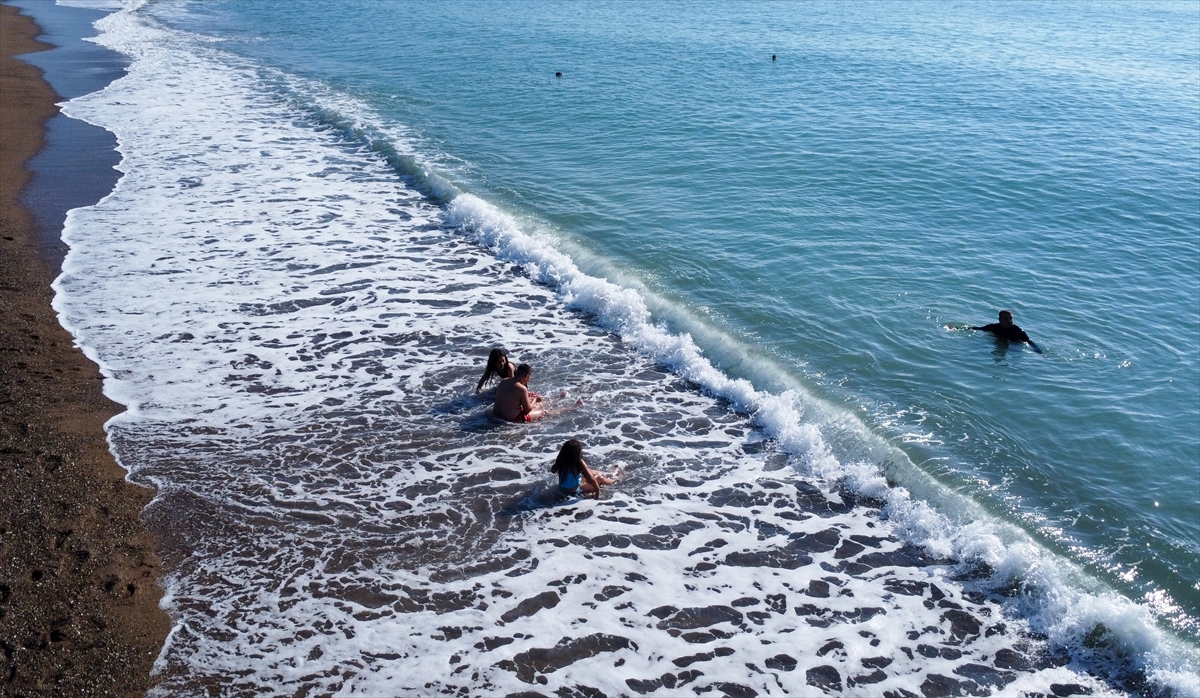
970,309,1041,353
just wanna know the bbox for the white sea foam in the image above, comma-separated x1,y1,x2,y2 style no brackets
439,154,1200,698
51,3,1198,695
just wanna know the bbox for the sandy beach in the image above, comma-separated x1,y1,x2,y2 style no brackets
0,3,168,694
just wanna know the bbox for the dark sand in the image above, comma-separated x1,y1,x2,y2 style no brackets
1,4,169,694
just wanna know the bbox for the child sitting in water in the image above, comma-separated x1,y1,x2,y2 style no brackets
552,439,614,498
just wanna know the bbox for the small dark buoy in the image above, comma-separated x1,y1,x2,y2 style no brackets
772,54,777,61
555,71,563,77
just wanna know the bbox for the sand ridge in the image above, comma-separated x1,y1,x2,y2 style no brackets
0,3,169,694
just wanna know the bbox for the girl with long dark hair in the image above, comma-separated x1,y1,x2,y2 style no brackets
475,347,515,393
551,439,614,498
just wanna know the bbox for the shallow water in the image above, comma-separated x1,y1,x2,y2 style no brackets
153,0,1200,627
11,0,126,267
49,0,1200,694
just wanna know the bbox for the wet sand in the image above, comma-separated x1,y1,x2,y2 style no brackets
0,4,169,694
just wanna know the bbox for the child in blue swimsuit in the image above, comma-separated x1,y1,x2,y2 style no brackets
552,439,614,498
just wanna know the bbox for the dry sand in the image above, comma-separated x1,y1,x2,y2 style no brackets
1,3,169,694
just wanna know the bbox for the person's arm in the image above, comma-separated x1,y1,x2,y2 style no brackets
517,386,533,418
580,461,603,498
1017,330,1042,353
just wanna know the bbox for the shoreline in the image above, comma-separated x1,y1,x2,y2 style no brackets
0,3,169,694
8,0,127,273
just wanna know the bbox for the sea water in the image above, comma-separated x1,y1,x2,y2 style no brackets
47,0,1200,694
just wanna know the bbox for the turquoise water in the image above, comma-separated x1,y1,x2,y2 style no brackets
152,0,1199,639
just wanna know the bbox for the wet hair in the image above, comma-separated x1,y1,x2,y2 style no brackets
551,439,585,478
999,309,1013,319
479,348,509,386
515,363,533,379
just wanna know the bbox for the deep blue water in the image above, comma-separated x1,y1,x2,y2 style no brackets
147,0,1200,641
